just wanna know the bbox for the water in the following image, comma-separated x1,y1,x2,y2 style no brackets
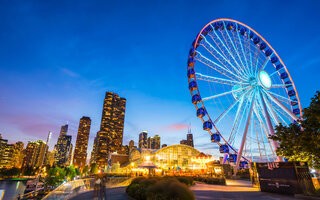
0,180,26,200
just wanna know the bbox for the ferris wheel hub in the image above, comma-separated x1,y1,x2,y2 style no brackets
258,70,272,89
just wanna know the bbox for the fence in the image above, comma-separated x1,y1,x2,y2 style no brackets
42,178,95,200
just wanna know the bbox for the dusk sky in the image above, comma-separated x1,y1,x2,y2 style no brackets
0,0,320,159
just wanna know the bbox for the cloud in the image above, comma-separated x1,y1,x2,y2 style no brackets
60,67,80,77
160,123,190,131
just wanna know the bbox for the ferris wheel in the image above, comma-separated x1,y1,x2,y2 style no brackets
187,19,302,171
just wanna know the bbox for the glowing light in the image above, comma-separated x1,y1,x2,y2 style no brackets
191,157,215,169
145,156,150,161
258,70,272,89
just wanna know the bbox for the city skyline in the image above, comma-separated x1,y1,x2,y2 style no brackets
1,1,320,159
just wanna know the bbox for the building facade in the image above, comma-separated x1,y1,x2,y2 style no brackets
129,140,135,152
94,92,126,167
54,125,72,167
139,131,148,148
128,144,201,170
0,138,15,169
23,140,47,168
73,116,91,169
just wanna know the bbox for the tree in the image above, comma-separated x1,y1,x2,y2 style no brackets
65,165,77,181
270,91,320,169
90,163,98,174
44,166,66,187
82,165,89,176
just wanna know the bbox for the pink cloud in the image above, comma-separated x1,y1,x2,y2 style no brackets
160,123,190,131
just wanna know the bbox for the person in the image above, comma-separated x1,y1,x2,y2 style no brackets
100,176,107,199
93,176,101,199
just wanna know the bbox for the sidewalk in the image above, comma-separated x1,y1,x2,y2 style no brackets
69,186,129,200
191,179,300,200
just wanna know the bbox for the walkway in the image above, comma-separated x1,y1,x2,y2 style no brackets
191,179,300,200
69,186,129,200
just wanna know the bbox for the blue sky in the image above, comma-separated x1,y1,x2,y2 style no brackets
0,0,320,159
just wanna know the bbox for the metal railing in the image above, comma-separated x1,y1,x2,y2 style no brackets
42,178,95,200
42,177,132,200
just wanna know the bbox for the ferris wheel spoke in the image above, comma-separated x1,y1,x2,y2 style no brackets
195,51,245,81
259,91,281,161
245,30,255,75
210,30,247,78
228,92,249,144
264,91,299,121
214,87,252,125
221,22,248,77
260,52,274,71
256,93,282,129
202,86,251,101
234,29,251,77
195,73,243,86
271,83,293,88
201,37,245,78
272,106,289,126
265,90,294,104
253,107,277,161
253,44,260,75
257,114,270,162
235,90,256,173
253,118,263,162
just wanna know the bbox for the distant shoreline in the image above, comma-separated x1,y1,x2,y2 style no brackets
0,177,33,181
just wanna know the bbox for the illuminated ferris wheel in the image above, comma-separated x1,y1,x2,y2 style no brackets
187,19,302,171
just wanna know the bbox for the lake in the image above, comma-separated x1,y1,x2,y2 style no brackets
0,180,26,200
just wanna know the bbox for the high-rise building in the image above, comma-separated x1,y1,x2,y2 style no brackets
139,131,148,148
153,135,160,149
54,125,72,167
23,140,47,168
13,141,24,168
180,140,188,145
44,150,55,167
187,128,194,147
60,124,68,136
73,116,91,169
147,137,153,149
95,92,126,167
90,136,98,165
180,128,194,147
129,140,134,152
0,137,14,169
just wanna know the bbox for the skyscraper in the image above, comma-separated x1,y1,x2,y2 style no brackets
73,116,91,169
54,124,72,167
0,137,14,169
153,135,160,149
187,128,194,147
23,140,47,168
95,92,126,167
129,140,134,151
60,124,68,136
147,137,153,149
139,131,148,148
13,141,24,168
180,139,188,145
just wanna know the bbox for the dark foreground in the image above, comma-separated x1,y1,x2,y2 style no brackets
71,179,302,200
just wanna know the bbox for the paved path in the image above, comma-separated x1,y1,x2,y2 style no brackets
191,179,300,200
69,186,129,200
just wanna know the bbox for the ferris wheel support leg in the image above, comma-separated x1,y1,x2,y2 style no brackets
265,92,299,122
223,153,228,164
259,91,281,161
234,93,255,176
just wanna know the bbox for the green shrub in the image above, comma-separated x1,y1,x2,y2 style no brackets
176,176,194,186
147,179,194,200
126,177,195,200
